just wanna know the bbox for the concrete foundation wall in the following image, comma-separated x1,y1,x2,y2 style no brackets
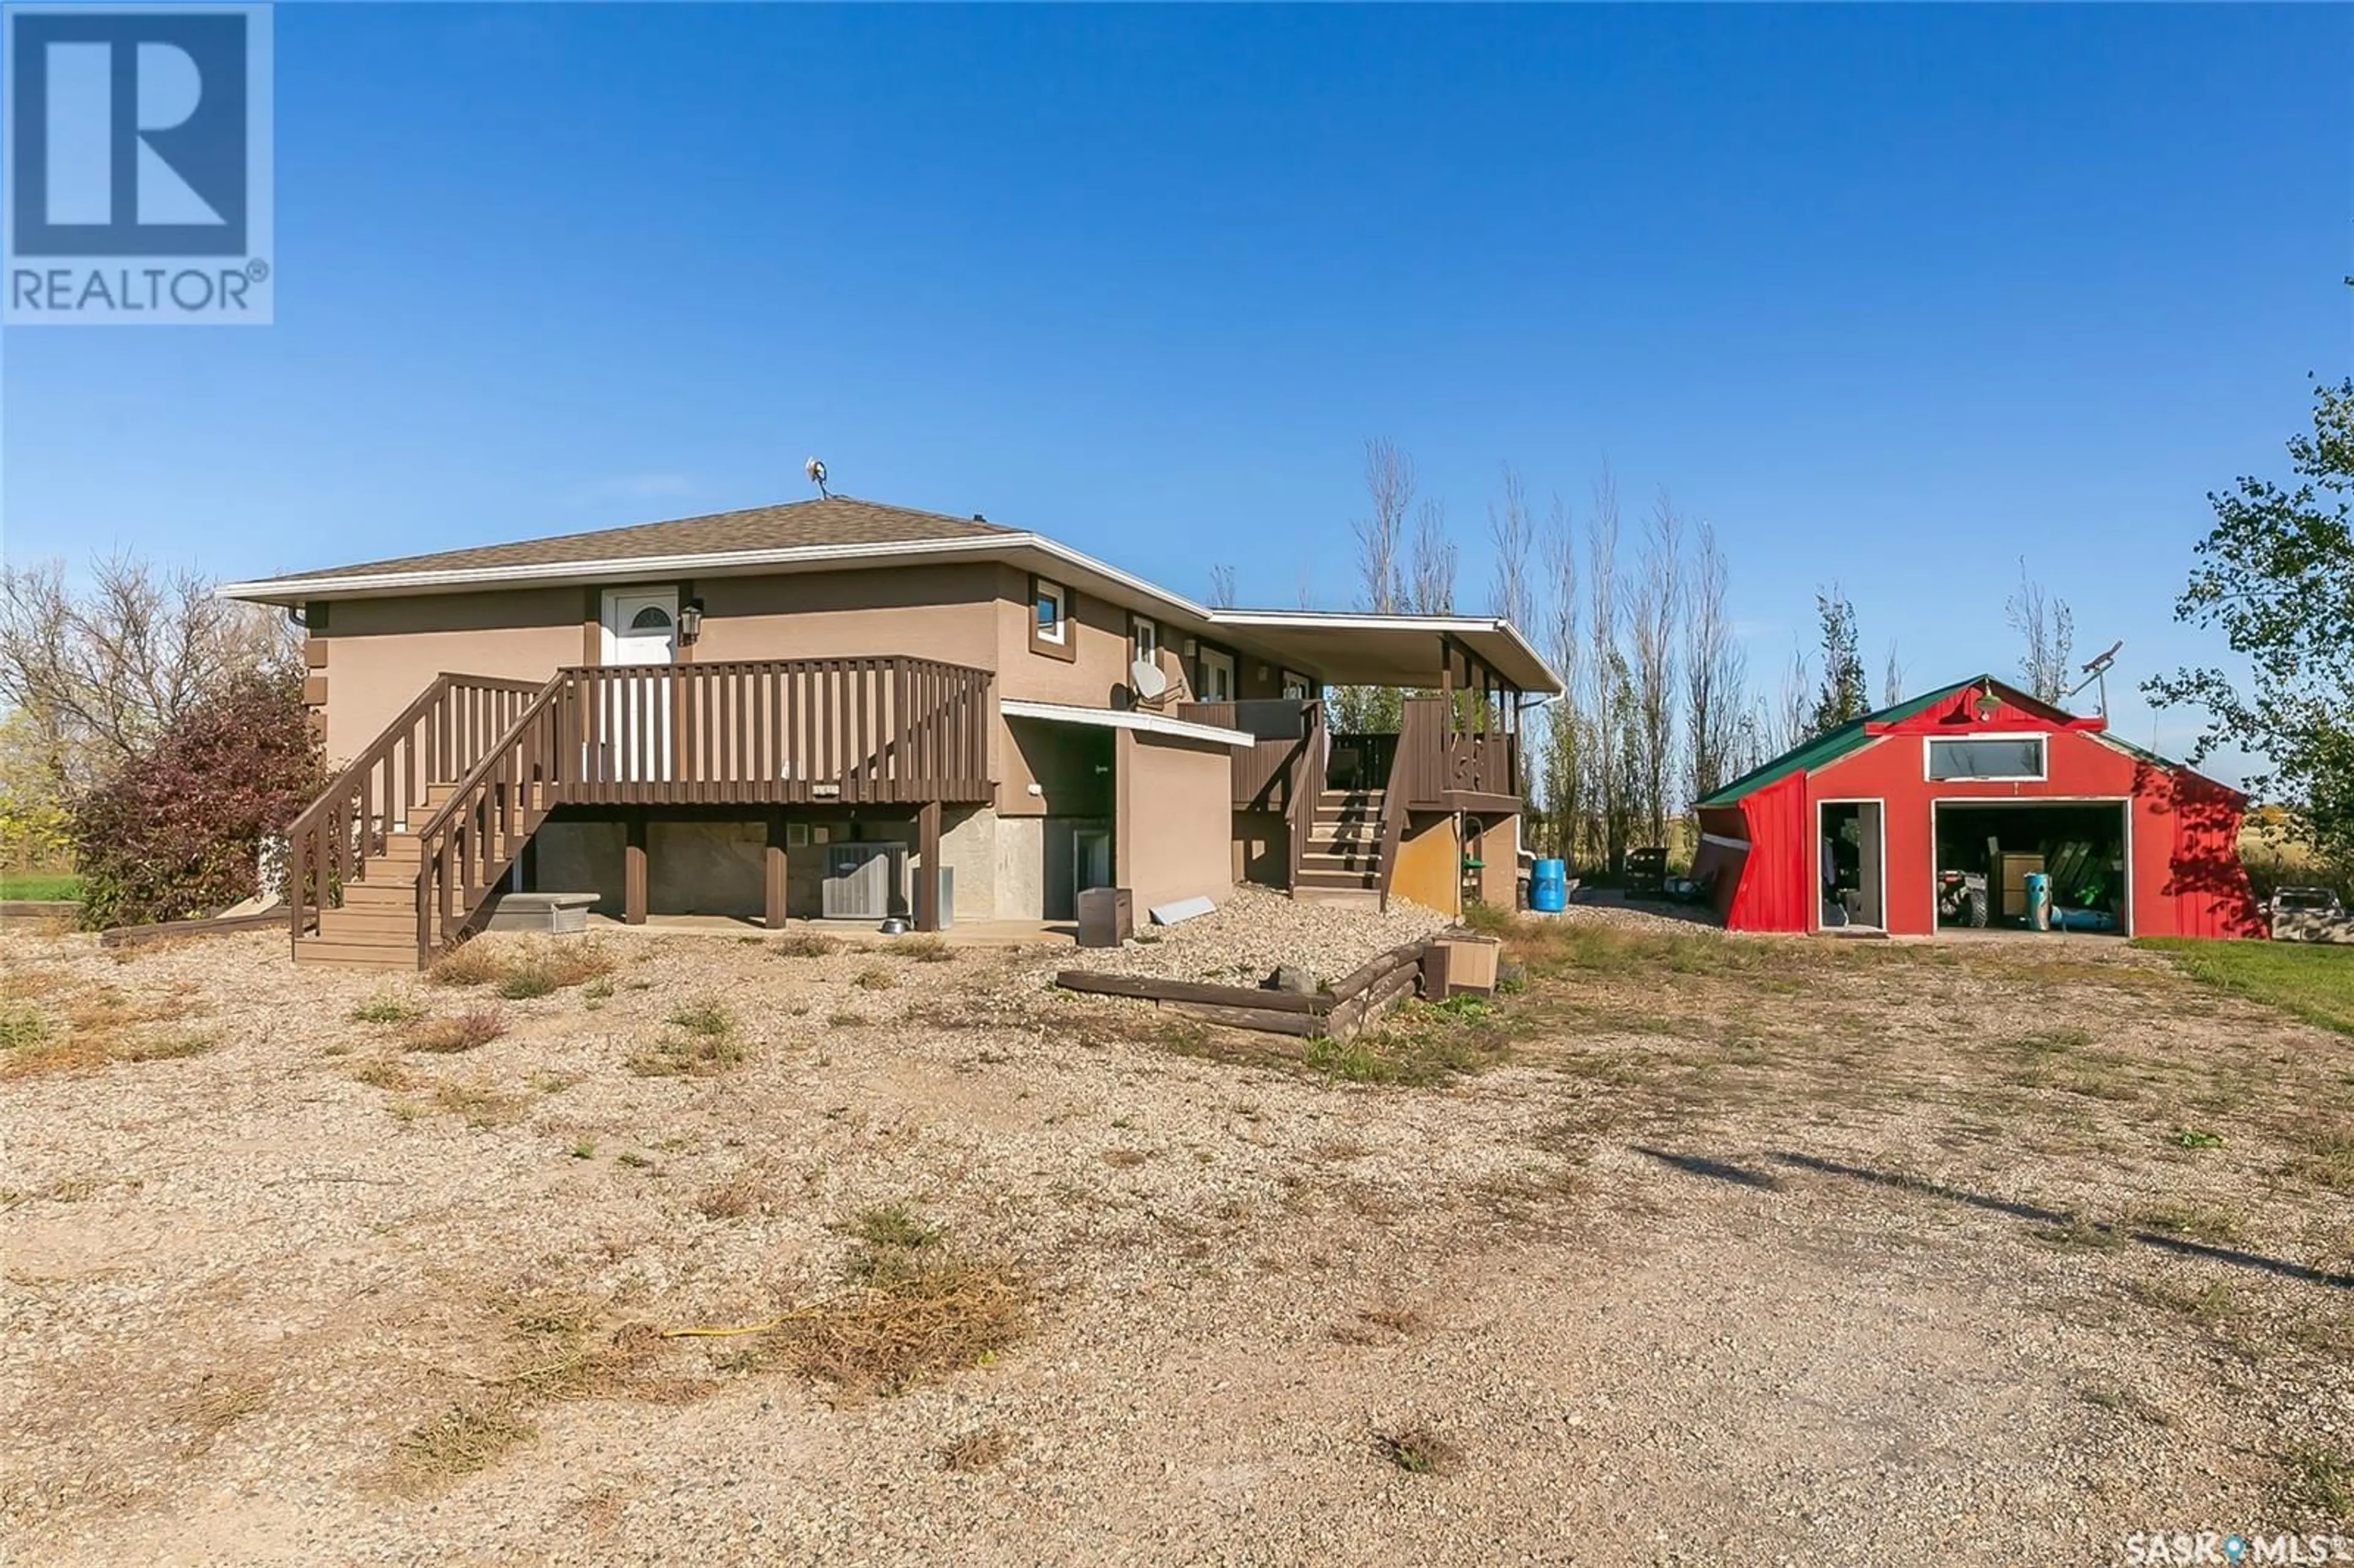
534,819,625,917
525,805,997,924
650,819,765,918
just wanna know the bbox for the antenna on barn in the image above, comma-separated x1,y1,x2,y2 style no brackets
804,456,830,499
2066,640,2123,718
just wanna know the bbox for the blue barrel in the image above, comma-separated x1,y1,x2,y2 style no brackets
2023,871,2052,932
1531,858,1568,913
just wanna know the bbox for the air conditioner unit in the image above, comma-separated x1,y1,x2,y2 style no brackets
821,843,904,920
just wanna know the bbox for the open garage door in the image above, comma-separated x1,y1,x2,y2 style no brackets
1932,800,2130,935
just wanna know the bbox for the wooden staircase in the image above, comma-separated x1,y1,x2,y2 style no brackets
295,783,457,970
1293,787,1386,904
289,672,568,972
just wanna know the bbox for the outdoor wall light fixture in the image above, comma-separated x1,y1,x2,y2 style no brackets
1973,683,2000,721
677,600,705,644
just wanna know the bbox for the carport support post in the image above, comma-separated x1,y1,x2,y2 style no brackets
623,811,648,926
915,799,942,932
763,812,788,929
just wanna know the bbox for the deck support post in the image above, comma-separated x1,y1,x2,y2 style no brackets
764,812,788,929
624,810,648,926
915,799,942,933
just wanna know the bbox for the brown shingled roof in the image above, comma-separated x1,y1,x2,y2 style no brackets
276,495,1013,584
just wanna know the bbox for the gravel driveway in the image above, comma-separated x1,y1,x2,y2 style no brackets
3,919,2348,1565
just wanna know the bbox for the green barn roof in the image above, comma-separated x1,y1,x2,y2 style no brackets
1694,677,1987,809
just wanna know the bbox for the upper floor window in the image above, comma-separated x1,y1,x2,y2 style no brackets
1132,616,1157,664
1927,736,2045,781
1197,646,1236,702
1030,576,1075,661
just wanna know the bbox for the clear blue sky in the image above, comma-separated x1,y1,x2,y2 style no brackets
3,4,2347,775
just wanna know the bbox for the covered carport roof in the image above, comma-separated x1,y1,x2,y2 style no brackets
1202,611,1561,695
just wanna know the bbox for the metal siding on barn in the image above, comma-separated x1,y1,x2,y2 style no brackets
2164,772,2264,938
1724,771,1811,932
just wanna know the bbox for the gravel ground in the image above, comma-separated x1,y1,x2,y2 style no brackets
1032,885,1452,988
3,921,2349,1565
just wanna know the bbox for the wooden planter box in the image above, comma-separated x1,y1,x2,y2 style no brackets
1422,935,1501,1000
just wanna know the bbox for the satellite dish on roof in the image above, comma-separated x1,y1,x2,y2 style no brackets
1130,658,1170,703
804,456,830,499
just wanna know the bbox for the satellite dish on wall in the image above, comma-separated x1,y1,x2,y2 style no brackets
1130,658,1170,702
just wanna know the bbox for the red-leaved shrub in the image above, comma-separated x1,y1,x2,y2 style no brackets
68,671,324,929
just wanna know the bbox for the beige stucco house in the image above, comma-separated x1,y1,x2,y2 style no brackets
224,497,1558,969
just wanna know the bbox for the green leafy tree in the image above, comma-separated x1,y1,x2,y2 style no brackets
2148,375,2354,867
1807,585,1868,737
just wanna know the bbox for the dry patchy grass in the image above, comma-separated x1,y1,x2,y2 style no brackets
408,1006,509,1054
431,938,616,999
941,1428,1014,1472
714,1205,1029,1396
891,935,955,964
773,932,841,959
397,1402,538,1486
1,975,215,1078
1374,1426,1461,1477
630,1000,744,1077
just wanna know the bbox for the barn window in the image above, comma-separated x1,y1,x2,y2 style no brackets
1927,736,2046,781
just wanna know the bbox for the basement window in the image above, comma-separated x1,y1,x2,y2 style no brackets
1927,736,2046,782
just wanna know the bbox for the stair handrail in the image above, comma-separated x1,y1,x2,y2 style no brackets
411,670,573,965
1286,698,1325,892
286,672,546,950
1373,699,1433,911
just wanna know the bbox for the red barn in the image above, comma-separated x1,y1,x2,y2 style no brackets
1691,676,2261,939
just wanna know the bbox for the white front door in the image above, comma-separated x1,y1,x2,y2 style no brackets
600,588,677,780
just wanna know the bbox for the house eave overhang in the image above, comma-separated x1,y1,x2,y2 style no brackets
222,533,1560,693
999,698,1256,749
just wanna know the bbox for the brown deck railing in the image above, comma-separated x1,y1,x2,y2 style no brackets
414,671,571,962
286,673,544,946
572,656,991,805
1444,726,1518,799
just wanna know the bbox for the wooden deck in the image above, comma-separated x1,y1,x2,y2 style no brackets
288,655,993,967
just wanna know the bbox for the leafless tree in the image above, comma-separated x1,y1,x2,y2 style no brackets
1408,498,1457,615
1353,437,1413,615
1337,438,1417,731
1770,637,1814,758
1541,491,1584,862
1585,468,1631,873
1882,640,1908,709
1487,463,1534,631
0,554,294,790
1683,519,1748,804
1207,563,1238,609
2006,558,2074,704
1626,490,1681,846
